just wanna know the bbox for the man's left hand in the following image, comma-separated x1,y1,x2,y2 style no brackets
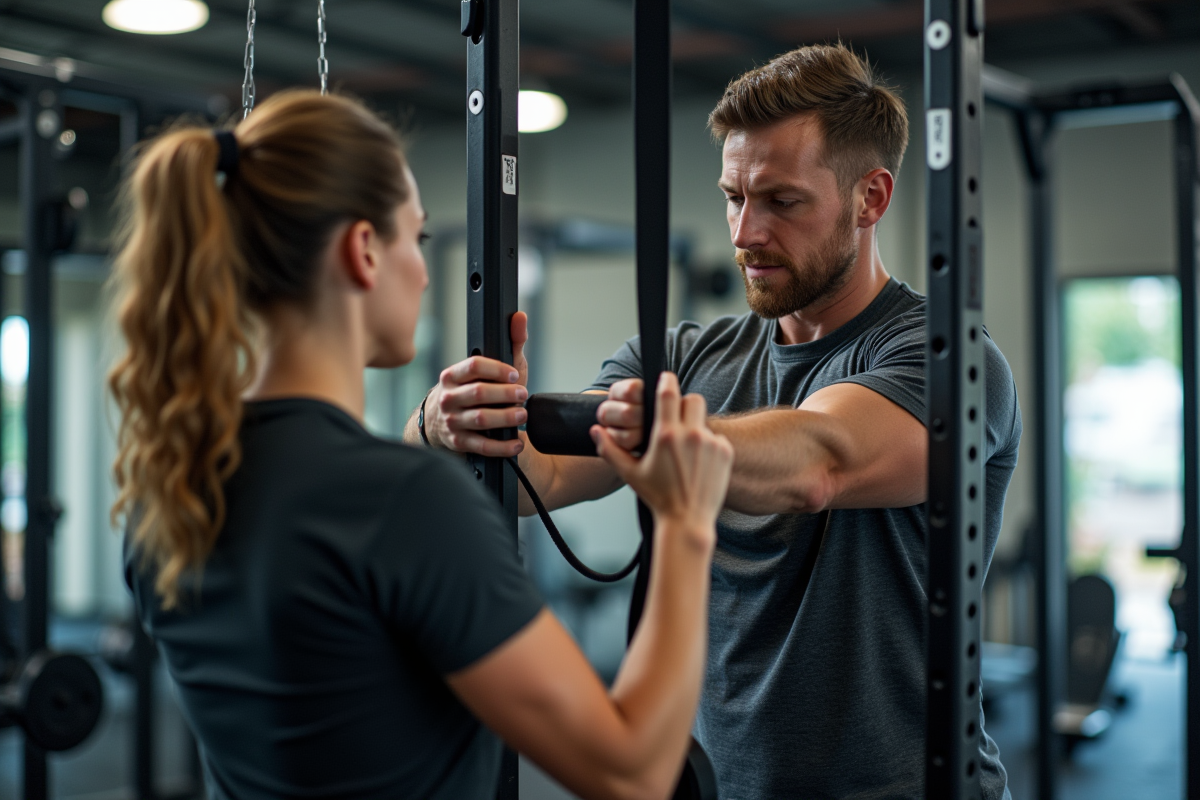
595,378,645,451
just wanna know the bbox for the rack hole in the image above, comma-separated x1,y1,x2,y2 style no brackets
968,484,977,500
968,366,978,383
968,524,978,541
967,681,977,698
931,253,948,274
968,445,978,462
966,721,977,738
470,271,482,291
967,642,977,658
968,407,977,422
932,336,948,357
968,177,977,193
968,603,977,619
968,217,978,228
969,326,977,341
470,348,482,357
967,102,977,118
966,759,977,777
968,563,977,580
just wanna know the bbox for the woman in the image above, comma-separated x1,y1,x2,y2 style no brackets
110,89,732,800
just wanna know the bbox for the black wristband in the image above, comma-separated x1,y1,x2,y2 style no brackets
418,391,433,447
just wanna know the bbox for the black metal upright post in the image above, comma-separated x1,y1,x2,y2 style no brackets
18,81,59,800
1021,106,1066,800
924,1,986,798
462,0,520,797
1169,75,1200,800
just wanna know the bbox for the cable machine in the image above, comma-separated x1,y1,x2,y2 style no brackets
460,0,716,796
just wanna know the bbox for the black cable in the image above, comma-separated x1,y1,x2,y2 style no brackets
506,458,640,583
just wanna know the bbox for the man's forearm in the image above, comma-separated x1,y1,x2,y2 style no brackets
708,408,843,516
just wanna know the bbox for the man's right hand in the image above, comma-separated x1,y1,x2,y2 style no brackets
423,312,529,458
593,372,732,539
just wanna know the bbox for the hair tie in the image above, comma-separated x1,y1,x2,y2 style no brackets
214,130,240,181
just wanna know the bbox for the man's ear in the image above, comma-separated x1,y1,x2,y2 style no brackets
856,168,895,228
342,219,379,290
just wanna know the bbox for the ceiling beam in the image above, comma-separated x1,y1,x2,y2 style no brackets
774,0,1178,44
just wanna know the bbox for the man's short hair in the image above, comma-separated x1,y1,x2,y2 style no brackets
709,43,909,193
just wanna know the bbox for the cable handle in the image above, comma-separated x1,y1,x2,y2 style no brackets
525,393,605,457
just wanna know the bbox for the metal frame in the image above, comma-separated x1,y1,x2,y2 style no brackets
923,1,987,798
983,70,1200,799
0,53,207,800
461,0,521,796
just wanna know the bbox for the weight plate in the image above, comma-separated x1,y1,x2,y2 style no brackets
19,651,103,751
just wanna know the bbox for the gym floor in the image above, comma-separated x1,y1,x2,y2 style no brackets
0,618,1182,800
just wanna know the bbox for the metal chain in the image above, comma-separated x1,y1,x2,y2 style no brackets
317,0,329,95
242,0,256,118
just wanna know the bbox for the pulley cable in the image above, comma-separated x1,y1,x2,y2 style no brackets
506,458,640,583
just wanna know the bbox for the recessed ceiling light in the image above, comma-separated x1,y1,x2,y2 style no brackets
103,0,209,35
518,91,567,133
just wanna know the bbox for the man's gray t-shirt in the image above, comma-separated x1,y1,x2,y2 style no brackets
588,279,1021,800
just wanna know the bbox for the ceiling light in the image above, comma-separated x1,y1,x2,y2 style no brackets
103,0,209,35
518,91,567,133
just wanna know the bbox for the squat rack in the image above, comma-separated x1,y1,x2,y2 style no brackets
982,67,1200,800
0,50,208,800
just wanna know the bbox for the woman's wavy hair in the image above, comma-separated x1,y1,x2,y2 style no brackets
109,90,409,608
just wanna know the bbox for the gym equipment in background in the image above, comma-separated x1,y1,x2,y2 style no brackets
985,69,1200,800
0,48,210,800
1053,574,1124,742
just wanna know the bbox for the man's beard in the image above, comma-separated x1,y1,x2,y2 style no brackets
736,205,858,319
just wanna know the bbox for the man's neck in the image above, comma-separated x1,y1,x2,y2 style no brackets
776,240,892,346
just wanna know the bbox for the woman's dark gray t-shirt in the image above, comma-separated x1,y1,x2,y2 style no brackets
126,398,543,800
589,279,1021,800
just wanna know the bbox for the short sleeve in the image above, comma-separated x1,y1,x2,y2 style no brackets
366,454,543,674
834,310,926,424
982,333,1022,463
587,337,643,393
587,323,707,394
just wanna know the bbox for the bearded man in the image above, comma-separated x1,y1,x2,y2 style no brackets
409,43,1020,800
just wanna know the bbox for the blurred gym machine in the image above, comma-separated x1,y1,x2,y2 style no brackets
984,66,1200,799
0,49,210,800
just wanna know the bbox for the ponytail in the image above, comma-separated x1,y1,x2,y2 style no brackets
110,129,255,609
110,90,409,609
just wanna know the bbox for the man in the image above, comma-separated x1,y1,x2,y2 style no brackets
407,43,1020,800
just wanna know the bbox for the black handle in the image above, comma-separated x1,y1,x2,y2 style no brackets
525,393,606,457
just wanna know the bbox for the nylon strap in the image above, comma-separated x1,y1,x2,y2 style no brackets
626,0,671,643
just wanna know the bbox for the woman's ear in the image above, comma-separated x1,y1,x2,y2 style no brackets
341,219,380,290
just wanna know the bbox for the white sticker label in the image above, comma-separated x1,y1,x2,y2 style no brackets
927,109,952,170
502,155,517,195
